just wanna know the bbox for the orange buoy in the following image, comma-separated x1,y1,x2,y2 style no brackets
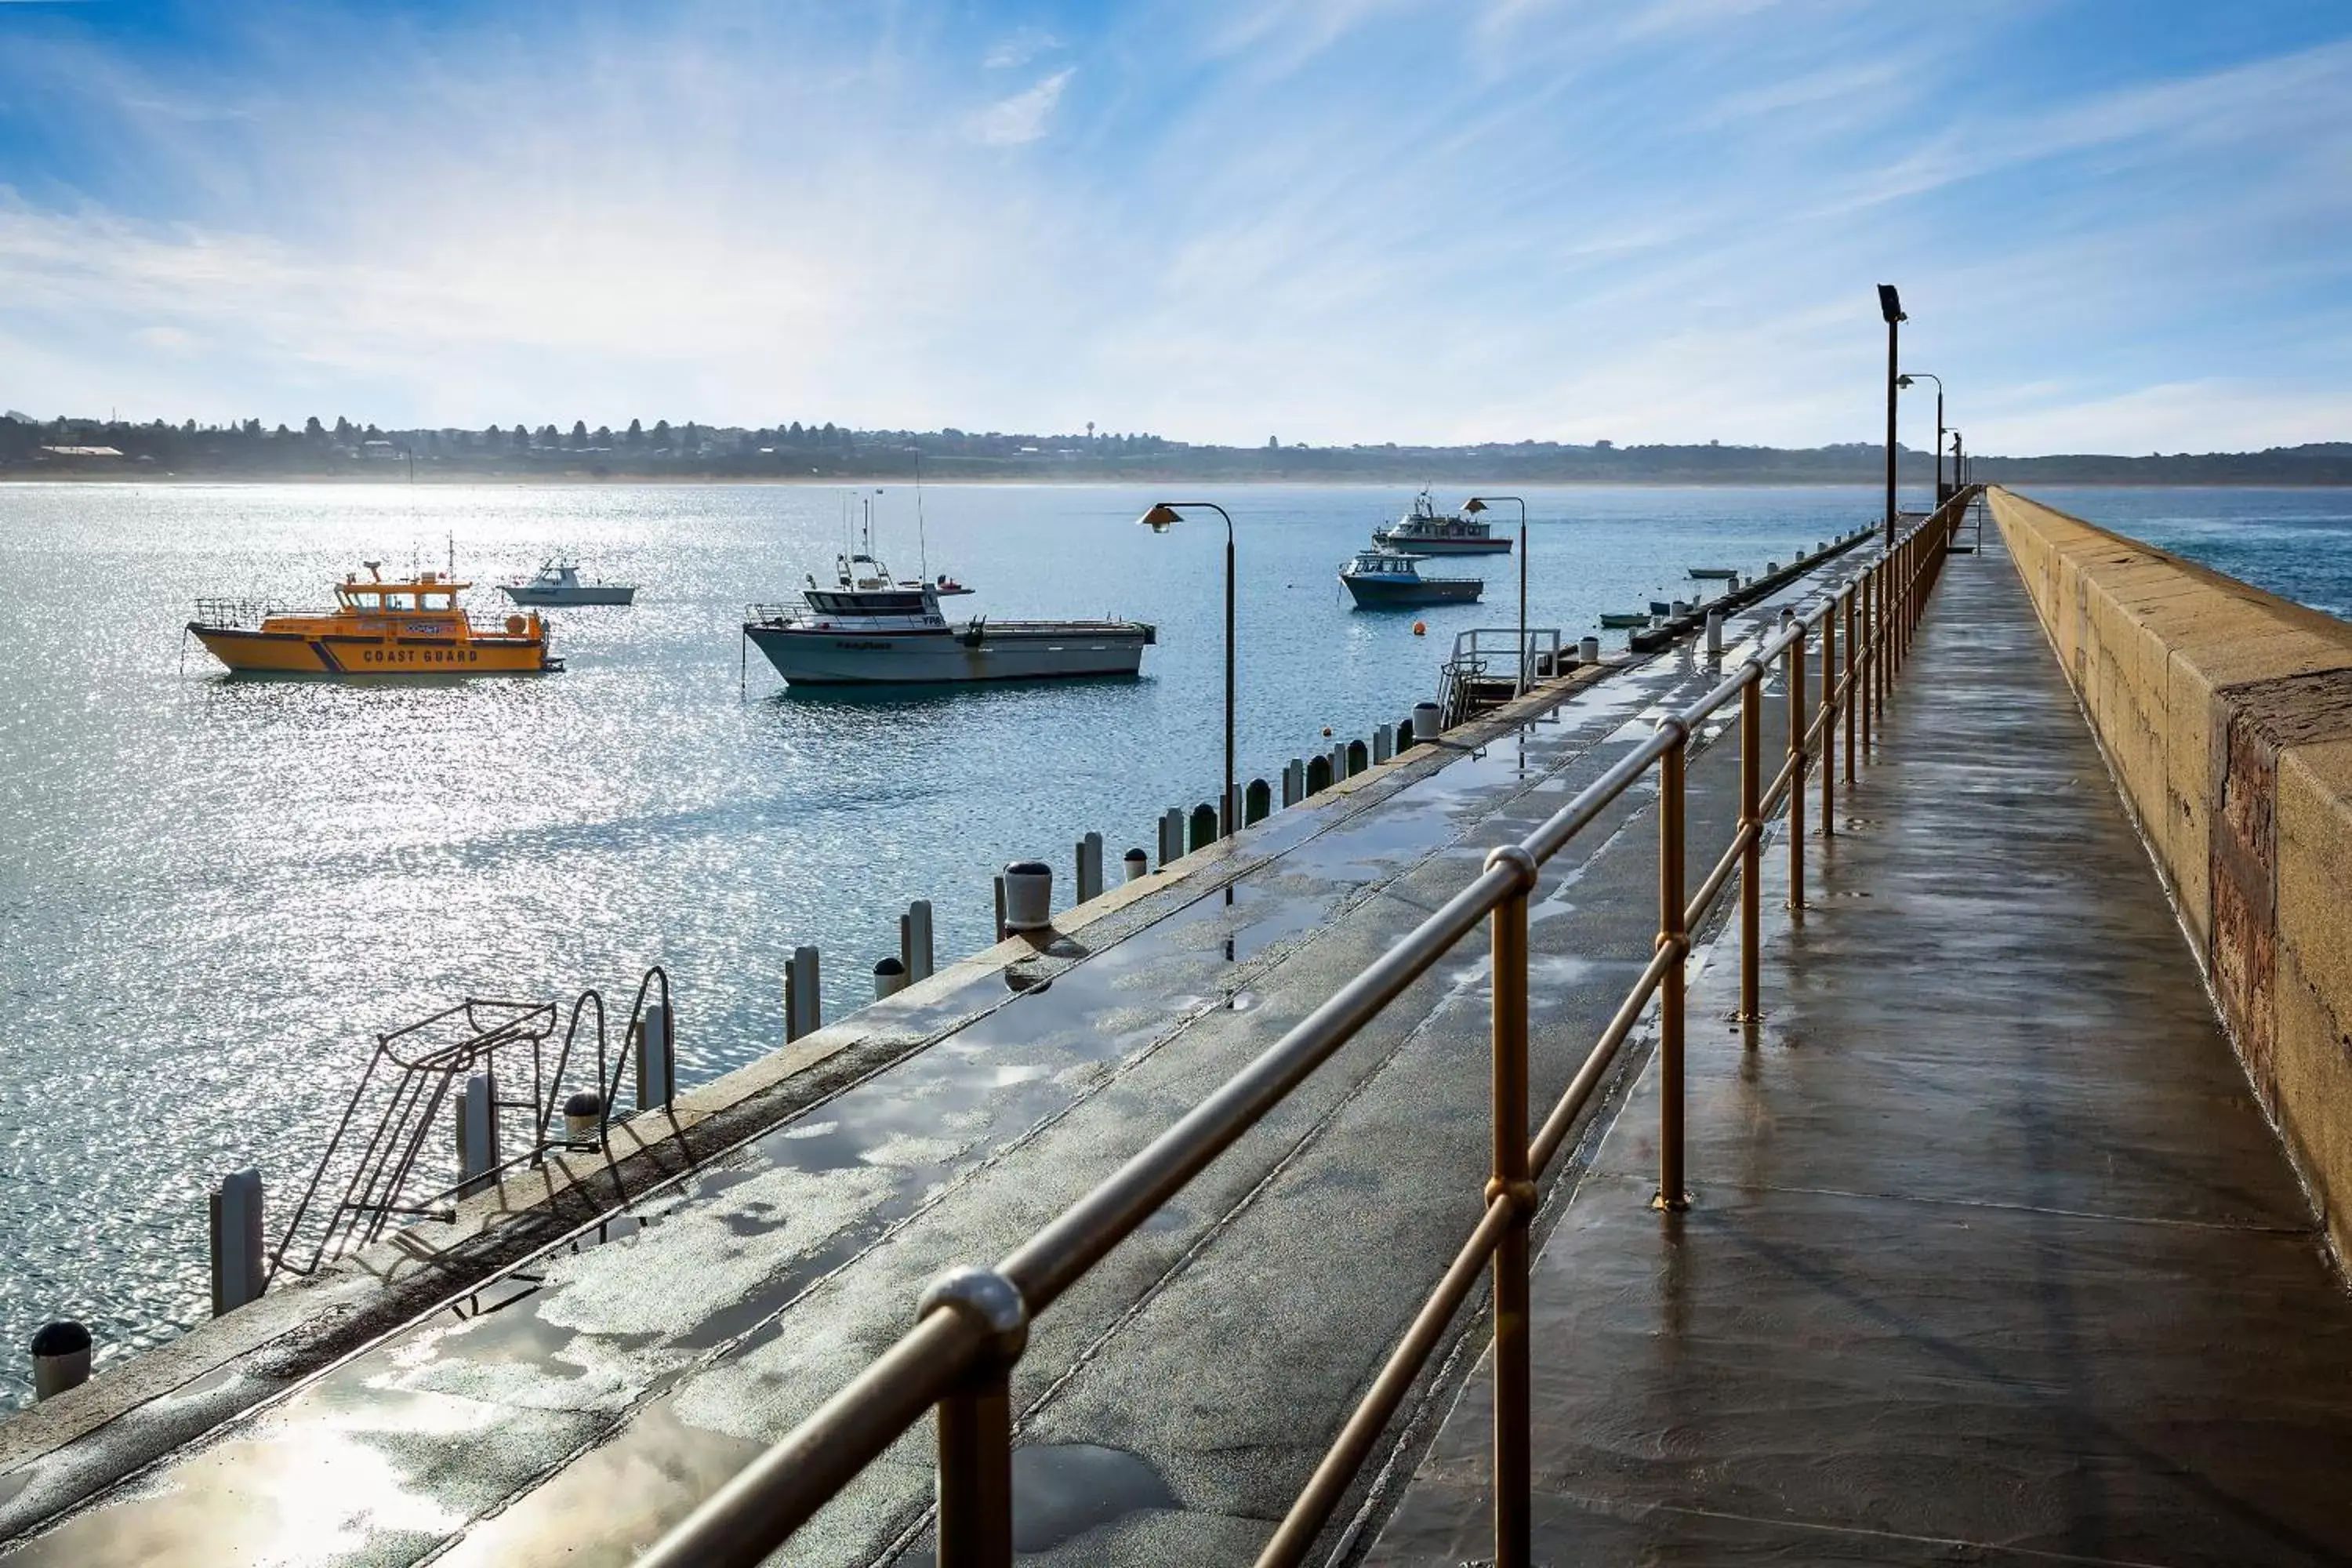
1411,619,1427,637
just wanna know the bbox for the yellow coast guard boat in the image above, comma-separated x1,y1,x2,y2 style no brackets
187,563,562,676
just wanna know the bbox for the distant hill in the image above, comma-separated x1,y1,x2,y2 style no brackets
4,413,2348,485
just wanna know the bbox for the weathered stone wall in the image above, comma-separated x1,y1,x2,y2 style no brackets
1991,487,2352,1261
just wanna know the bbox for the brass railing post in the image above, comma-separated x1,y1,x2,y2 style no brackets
1485,845,1537,1568
1842,586,1857,786
924,1269,1029,1568
1786,623,1806,912
1820,606,1836,837
1738,670,1761,1025
1657,722,1690,1210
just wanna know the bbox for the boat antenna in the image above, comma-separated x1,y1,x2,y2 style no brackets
914,449,928,579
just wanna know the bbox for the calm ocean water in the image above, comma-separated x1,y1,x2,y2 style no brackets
0,480,2338,1396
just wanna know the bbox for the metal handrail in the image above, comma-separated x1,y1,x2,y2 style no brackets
643,488,1980,1568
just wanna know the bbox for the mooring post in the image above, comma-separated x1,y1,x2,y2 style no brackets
1577,636,1600,665
1076,832,1104,904
1002,861,1052,933
1159,807,1184,869
1412,701,1441,742
1123,848,1149,883
874,956,908,1000
635,1003,673,1112
1374,724,1394,764
209,1168,266,1317
786,946,822,1042
902,900,935,982
457,1072,498,1195
31,1322,91,1403
1704,611,1722,657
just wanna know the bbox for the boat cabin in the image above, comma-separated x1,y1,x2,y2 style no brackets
335,563,465,616
1343,550,1427,579
798,554,944,622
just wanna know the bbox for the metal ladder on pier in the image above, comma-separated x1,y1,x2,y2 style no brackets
268,969,672,1283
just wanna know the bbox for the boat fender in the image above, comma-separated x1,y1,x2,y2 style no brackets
504,614,527,636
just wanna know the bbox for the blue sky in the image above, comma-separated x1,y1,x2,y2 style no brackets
2,1,2348,455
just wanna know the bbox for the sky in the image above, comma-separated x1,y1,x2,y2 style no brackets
2,1,2349,456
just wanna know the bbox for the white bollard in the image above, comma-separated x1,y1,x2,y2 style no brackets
31,1322,90,1402
786,946,822,1043
901,901,935,983
1671,600,1690,618
636,1003,673,1112
1374,724,1394,764
1076,832,1104,904
1123,848,1149,882
1705,612,1723,655
209,1168,266,1317
1411,701,1442,742
1002,861,1053,932
1578,636,1601,663
457,1072,497,1194
873,956,907,1000
563,1090,604,1145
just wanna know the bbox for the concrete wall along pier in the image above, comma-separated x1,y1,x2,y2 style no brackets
1991,488,2352,1261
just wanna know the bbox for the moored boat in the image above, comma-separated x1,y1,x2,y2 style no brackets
1371,491,1513,556
1599,612,1652,630
1339,549,1483,608
743,553,1152,686
502,561,637,606
187,564,560,676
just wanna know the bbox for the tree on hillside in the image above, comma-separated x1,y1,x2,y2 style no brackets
653,419,673,448
626,418,643,448
595,425,613,444
304,416,324,438
334,416,353,439
514,424,532,451
572,420,588,445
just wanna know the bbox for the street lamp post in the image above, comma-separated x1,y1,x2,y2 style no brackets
1462,495,1529,695
1897,372,1944,506
1878,285,1906,548
1139,500,1237,836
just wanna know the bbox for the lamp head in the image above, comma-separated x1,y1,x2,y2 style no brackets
1461,497,1489,514
1896,374,1915,390
1877,283,1906,324
1138,503,1183,534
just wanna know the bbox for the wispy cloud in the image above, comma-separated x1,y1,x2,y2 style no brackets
971,68,1073,146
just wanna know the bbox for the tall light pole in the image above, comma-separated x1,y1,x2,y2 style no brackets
1139,500,1237,836
1878,284,1905,547
1897,372,1944,506
1463,495,1528,694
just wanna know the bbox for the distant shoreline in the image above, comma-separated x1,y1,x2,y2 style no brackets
5,473,2351,490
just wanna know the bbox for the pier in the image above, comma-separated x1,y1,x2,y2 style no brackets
5,489,2352,1566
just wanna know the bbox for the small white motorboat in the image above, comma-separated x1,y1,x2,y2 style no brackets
501,561,637,607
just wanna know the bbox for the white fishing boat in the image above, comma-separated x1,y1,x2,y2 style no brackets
743,554,1153,686
1371,491,1513,556
500,561,637,606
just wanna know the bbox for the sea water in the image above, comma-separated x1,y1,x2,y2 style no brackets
0,479,2336,1396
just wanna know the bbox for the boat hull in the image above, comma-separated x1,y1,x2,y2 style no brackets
1369,531,1512,555
745,623,1151,686
189,625,554,676
1341,576,1483,608
502,585,637,606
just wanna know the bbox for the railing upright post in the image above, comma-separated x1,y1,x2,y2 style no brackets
935,1370,1014,1568
1657,724,1690,1211
1485,846,1537,1568
923,1268,1028,1568
1786,625,1806,913
1865,565,1881,745
1842,586,1857,786
1738,672,1761,1025
1820,606,1836,837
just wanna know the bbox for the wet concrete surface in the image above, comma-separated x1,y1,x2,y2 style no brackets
1367,525,2352,1566
0,564,1853,1566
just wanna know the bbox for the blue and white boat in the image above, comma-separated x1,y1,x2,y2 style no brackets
1338,549,1483,609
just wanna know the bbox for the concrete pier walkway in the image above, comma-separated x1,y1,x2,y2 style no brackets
1368,521,2352,1563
